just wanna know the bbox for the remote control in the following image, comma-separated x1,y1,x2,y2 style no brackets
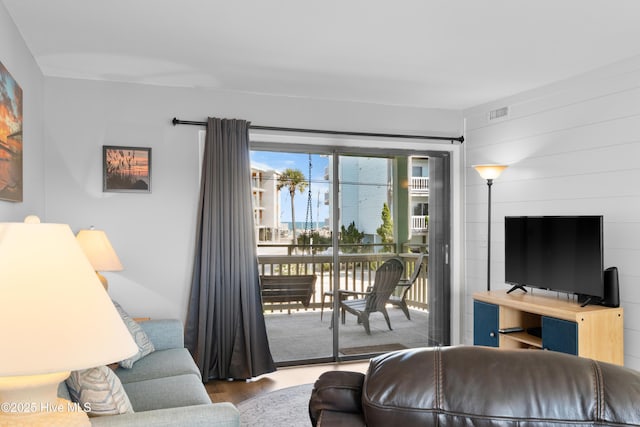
498,327,524,334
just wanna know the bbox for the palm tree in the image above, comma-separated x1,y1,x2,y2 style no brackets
276,168,308,243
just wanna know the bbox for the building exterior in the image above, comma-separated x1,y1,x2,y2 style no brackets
321,155,429,250
409,156,429,236
251,165,281,243
324,156,393,245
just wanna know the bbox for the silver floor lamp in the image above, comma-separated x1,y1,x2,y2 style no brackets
473,164,508,291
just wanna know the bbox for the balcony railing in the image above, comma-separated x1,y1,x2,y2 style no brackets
257,246,427,314
410,177,429,193
251,178,265,190
411,215,428,232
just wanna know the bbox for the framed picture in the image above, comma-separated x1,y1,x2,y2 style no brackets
0,60,23,202
103,146,151,193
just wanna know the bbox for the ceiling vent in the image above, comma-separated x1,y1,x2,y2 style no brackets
488,106,509,122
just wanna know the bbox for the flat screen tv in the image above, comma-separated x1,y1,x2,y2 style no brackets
504,216,604,300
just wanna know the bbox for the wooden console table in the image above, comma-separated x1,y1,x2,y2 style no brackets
473,290,624,365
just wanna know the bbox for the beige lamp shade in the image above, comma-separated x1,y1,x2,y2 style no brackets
0,218,137,378
76,228,123,272
473,164,508,180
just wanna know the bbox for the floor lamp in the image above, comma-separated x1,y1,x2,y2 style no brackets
473,165,508,291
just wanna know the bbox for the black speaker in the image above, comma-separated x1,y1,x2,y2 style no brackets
602,266,620,307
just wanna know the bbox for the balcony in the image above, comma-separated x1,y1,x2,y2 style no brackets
257,244,429,363
411,215,428,233
251,178,265,190
257,246,427,313
410,177,429,193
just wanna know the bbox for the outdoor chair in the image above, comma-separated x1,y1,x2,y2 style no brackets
388,252,426,320
320,290,348,321
337,258,404,335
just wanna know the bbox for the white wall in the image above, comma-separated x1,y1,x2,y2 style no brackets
0,2,44,221
463,54,640,369
43,76,462,321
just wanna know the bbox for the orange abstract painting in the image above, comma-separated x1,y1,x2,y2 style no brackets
0,61,23,202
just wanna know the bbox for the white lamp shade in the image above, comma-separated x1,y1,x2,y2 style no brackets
0,220,137,377
473,164,508,180
76,229,123,272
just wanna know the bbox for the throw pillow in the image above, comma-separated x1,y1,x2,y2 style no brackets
66,365,134,417
112,300,155,368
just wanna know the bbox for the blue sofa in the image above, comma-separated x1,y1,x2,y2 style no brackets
59,319,239,427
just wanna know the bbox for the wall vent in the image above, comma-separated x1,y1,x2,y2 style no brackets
488,106,509,121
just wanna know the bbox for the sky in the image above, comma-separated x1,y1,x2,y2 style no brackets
250,150,330,226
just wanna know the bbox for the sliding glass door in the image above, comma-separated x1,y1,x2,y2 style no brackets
251,146,450,365
250,150,334,363
333,153,430,358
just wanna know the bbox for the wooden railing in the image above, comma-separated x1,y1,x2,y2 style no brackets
260,242,397,256
257,250,428,313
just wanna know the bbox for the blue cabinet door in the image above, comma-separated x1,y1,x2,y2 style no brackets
474,301,499,347
542,316,578,355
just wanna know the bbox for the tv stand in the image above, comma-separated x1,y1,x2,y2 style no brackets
506,284,527,294
473,290,624,365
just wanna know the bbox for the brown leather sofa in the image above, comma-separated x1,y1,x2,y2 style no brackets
309,346,640,426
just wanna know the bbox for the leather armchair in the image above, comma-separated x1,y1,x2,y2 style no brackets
309,346,640,426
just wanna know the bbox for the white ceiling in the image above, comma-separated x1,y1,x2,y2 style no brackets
4,0,640,110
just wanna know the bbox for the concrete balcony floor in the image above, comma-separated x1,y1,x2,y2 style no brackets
264,306,429,363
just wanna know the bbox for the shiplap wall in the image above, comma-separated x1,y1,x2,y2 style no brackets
463,55,640,369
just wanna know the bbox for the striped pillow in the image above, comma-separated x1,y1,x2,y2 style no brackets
112,301,155,368
66,366,133,416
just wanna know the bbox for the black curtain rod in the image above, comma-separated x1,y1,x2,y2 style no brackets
172,117,464,143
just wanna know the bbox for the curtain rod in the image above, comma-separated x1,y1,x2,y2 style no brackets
171,117,464,143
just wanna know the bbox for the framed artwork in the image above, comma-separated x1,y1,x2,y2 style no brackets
0,60,23,202
103,146,152,193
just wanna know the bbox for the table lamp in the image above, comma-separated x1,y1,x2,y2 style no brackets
76,227,123,290
0,216,138,426
473,164,508,291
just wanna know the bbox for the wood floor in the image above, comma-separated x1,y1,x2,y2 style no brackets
206,361,369,405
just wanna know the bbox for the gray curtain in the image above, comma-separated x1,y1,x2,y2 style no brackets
427,154,451,346
185,117,275,381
